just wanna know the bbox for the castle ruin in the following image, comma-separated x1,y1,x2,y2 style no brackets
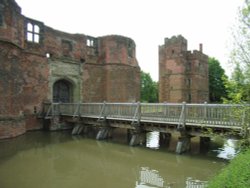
159,35,209,103
0,0,140,139
0,1,209,140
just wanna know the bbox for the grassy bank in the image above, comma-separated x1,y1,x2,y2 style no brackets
208,148,250,188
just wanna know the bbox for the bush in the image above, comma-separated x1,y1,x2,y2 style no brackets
208,149,250,188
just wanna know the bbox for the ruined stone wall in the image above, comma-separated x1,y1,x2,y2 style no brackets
105,64,140,102
159,35,209,103
0,0,23,47
82,63,106,102
187,51,209,103
99,35,140,102
0,1,26,138
0,0,141,138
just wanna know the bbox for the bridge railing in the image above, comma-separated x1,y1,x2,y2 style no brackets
140,103,183,123
185,104,248,127
103,103,138,121
43,102,249,128
57,103,104,117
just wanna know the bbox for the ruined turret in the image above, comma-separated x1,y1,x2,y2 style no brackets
159,35,208,103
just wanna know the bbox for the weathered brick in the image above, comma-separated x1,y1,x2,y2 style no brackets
0,0,140,138
159,35,209,103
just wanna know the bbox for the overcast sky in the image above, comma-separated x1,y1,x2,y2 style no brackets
16,0,243,81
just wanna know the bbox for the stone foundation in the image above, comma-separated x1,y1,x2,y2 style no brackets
0,116,26,139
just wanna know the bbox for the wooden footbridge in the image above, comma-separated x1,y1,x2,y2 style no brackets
42,102,250,153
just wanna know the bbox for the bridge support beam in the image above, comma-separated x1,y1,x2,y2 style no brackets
49,116,60,131
96,127,111,140
72,123,84,135
176,135,191,154
129,130,146,146
49,116,71,131
160,133,171,146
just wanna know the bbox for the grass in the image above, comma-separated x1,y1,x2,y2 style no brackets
208,148,250,188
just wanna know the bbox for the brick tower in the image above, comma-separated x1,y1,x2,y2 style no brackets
159,35,209,103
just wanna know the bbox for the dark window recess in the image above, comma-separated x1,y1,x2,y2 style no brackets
128,42,133,58
187,62,191,71
187,78,191,87
80,58,85,63
62,40,72,57
27,22,40,43
188,93,192,103
0,13,3,26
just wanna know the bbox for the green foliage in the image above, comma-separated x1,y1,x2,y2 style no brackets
231,0,250,67
208,149,250,188
210,3,250,186
140,71,158,102
223,63,250,103
208,57,228,103
226,0,250,103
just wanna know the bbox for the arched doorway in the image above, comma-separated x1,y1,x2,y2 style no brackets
53,80,72,103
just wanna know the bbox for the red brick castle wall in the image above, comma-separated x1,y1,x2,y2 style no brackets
0,0,140,139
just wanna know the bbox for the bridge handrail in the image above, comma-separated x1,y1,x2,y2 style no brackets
43,102,250,129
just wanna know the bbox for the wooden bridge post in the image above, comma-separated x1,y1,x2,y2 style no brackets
96,122,112,140
176,134,191,154
129,130,146,146
129,102,146,146
72,122,84,135
96,126,112,140
178,102,186,131
176,102,191,154
49,103,63,130
96,102,112,140
160,132,171,146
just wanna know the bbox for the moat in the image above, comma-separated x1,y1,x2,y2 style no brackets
0,130,237,188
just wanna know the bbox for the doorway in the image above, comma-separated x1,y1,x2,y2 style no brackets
53,80,72,103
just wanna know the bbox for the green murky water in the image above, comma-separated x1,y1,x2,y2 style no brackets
0,131,228,188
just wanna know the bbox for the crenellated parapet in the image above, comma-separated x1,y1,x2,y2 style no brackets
159,35,209,103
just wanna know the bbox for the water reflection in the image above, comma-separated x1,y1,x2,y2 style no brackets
146,131,240,160
136,167,164,187
214,139,239,159
146,132,160,149
0,131,227,188
136,167,208,188
185,178,207,188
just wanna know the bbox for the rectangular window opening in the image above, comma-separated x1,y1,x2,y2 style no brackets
34,34,40,43
27,32,33,42
26,22,41,44
34,25,40,33
87,39,95,47
188,94,192,103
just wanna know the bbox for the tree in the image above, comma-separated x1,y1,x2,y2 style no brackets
140,71,158,102
225,0,250,103
224,64,250,103
208,57,228,103
231,0,250,67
